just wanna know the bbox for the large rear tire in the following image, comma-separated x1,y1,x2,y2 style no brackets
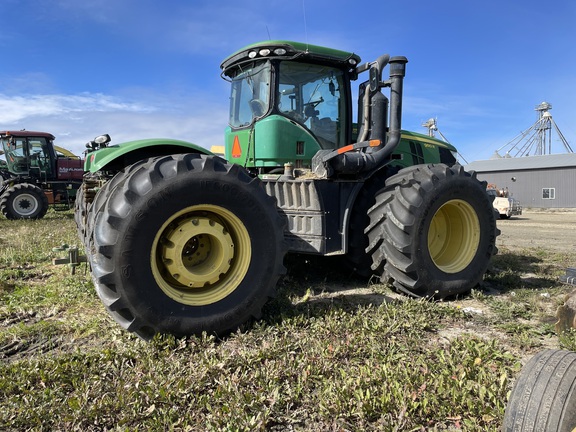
503,349,576,432
366,164,499,298
0,183,49,220
88,154,286,339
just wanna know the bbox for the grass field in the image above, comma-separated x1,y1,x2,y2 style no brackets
1,209,575,431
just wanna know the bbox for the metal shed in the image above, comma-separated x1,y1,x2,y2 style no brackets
465,153,576,209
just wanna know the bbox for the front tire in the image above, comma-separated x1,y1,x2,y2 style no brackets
77,163,146,249
503,349,576,432
366,164,499,298
88,154,286,339
0,183,49,220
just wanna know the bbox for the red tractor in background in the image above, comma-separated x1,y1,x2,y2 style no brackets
0,130,83,219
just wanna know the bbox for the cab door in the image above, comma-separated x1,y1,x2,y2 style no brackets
28,137,54,180
3,137,29,175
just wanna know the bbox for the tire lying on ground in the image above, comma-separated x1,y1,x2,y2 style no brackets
0,183,49,220
366,164,499,298
87,154,286,339
503,349,576,432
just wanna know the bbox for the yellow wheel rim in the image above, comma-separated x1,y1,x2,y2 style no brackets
151,205,251,306
427,199,480,274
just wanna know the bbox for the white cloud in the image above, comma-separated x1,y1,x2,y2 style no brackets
0,93,151,123
0,91,228,156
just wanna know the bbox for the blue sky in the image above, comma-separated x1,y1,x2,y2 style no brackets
1,0,575,162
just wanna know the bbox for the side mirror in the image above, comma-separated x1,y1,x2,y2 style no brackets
369,54,391,92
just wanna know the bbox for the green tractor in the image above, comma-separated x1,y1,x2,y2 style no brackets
75,40,499,339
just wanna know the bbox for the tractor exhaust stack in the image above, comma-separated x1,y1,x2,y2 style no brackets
314,56,408,176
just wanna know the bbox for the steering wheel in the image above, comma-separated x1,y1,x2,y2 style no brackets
303,98,324,120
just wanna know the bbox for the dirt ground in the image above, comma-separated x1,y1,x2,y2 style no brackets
286,208,576,369
299,208,576,303
496,209,576,254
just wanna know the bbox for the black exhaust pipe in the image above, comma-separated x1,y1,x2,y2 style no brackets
315,56,408,176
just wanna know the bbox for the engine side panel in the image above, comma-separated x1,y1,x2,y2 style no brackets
263,178,359,255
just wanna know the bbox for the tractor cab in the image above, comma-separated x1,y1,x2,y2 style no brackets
0,131,56,180
0,131,84,182
221,41,361,173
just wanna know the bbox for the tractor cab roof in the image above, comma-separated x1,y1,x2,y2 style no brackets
221,40,361,77
0,130,55,140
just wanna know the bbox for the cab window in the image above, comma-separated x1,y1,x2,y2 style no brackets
28,138,53,176
228,62,271,128
2,137,28,174
277,62,345,149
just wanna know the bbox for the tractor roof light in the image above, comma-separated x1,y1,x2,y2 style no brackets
247,47,287,60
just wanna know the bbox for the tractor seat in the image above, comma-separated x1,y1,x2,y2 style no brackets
310,117,337,149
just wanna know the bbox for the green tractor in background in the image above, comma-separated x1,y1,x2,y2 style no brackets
75,40,499,339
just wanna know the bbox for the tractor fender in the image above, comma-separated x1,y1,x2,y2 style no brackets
83,138,213,173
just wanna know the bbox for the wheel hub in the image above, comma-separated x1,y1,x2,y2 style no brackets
162,217,235,288
151,205,252,306
428,199,480,273
14,193,39,216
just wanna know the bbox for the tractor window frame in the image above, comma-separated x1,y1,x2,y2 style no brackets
1,136,29,174
27,137,53,177
276,61,347,149
228,61,271,129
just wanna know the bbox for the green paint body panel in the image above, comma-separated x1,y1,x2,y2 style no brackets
84,138,212,173
225,118,457,170
225,116,323,168
224,127,251,167
394,130,458,168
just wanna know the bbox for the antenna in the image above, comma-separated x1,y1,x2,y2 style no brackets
266,25,271,40
302,0,309,49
